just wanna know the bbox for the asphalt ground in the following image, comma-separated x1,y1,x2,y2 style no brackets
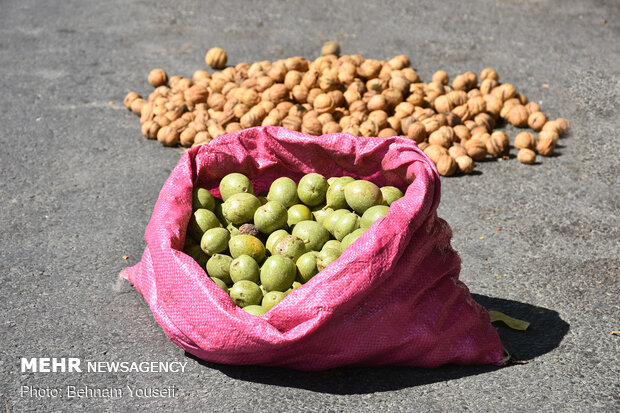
0,0,618,411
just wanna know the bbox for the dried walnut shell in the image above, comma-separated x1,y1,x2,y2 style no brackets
436,154,457,176
301,117,322,135
313,93,335,114
455,155,474,174
486,131,509,158
464,138,487,161
528,111,547,131
184,84,209,105
378,128,398,138
205,47,227,69
359,120,378,137
225,123,242,134
504,105,529,127
124,92,141,109
428,126,454,149
156,125,179,147
424,144,449,164
179,127,197,147
130,98,146,116
514,131,536,150
536,131,559,156
447,143,467,159
407,122,427,143
517,148,536,164
141,120,160,139
148,69,168,87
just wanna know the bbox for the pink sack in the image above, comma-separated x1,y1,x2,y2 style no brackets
122,126,504,371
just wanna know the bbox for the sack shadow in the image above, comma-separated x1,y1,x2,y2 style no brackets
470,294,569,362
185,294,569,395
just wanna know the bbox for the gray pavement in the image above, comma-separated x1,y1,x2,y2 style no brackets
1,0,618,411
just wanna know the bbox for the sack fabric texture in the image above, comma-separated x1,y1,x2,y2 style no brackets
122,126,504,371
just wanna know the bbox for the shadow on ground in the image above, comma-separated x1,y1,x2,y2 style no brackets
186,294,569,395
471,294,569,362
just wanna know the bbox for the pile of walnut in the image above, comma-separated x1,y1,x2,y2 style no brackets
124,42,569,176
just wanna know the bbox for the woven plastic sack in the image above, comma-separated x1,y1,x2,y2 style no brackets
122,126,504,370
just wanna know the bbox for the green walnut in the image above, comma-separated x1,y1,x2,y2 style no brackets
297,173,328,206
193,187,216,211
210,277,229,293
228,235,266,263
333,212,360,241
266,229,289,255
262,291,287,310
325,176,355,209
222,193,261,225
219,173,253,201
343,180,384,214
260,255,296,292
360,205,389,229
188,208,222,241
267,177,299,207
254,201,288,234
292,220,330,252
229,280,263,307
274,235,306,262
206,254,233,285
380,186,404,206
321,240,342,254
316,249,340,271
287,204,313,227
242,305,268,316
229,254,260,284
200,227,230,255
322,208,350,234
341,228,366,252
296,251,319,283
226,222,240,236
284,281,303,295
312,206,333,225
